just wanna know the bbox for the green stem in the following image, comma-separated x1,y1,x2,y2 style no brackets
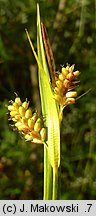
52,167,58,200
43,146,47,199
43,146,53,200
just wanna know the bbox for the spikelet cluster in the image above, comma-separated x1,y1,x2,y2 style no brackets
8,96,46,144
54,64,80,106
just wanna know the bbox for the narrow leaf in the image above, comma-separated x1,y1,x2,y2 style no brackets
26,26,60,169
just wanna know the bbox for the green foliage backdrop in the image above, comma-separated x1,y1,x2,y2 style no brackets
0,0,96,199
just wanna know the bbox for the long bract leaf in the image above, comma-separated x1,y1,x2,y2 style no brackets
26,29,60,169
37,5,52,200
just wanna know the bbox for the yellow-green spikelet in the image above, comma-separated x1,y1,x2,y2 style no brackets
54,65,80,106
8,96,46,144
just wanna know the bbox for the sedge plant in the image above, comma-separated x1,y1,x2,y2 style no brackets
7,4,80,200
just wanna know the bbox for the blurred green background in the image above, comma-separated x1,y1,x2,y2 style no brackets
0,0,96,199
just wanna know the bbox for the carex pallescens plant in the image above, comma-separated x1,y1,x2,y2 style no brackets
7,4,80,200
